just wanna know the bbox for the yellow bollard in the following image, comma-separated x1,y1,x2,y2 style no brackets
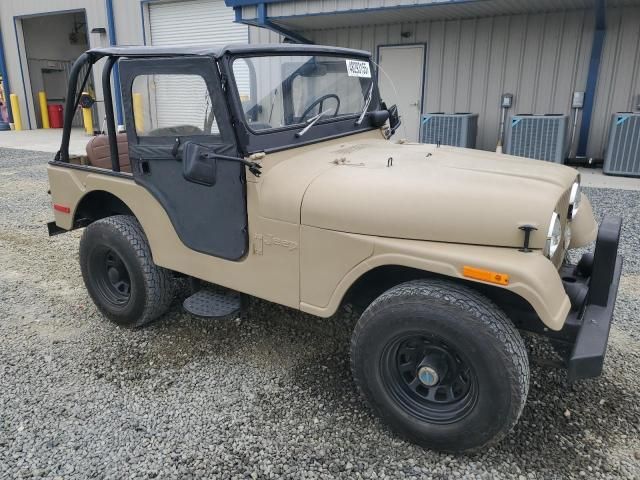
80,92,94,135
38,91,50,129
9,94,22,131
82,107,93,135
132,92,144,133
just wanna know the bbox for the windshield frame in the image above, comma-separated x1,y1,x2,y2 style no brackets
222,50,382,155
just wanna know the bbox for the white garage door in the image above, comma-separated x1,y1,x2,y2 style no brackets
148,0,248,129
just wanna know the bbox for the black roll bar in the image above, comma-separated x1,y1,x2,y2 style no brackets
59,53,91,163
102,56,120,172
57,52,120,172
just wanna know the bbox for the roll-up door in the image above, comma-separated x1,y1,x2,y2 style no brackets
148,0,248,128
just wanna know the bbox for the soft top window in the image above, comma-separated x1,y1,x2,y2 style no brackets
131,73,220,138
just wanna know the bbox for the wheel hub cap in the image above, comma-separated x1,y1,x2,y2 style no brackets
107,267,120,284
417,366,439,386
380,334,479,424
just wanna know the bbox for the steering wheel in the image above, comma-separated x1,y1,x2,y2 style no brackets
300,94,340,122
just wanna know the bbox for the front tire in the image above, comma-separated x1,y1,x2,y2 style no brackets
350,279,529,452
79,215,175,328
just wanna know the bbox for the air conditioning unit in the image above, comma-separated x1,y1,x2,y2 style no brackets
420,113,478,148
506,114,569,163
603,113,640,177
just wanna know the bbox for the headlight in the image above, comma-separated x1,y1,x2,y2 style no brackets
568,179,581,220
544,212,562,258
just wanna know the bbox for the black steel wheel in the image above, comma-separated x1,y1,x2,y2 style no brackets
351,279,529,452
91,247,132,306
381,333,478,425
80,215,175,328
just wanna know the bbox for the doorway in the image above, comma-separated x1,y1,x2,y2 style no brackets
20,11,91,128
377,44,426,142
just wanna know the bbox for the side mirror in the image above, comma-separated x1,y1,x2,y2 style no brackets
182,141,217,186
369,109,390,128
388,105,401,134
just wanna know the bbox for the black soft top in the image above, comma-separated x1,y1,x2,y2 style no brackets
87,43,371,60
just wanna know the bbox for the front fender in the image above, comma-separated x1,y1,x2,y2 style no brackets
301,235,571,331
569,194,597,249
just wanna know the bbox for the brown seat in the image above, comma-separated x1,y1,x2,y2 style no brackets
85,133,131,173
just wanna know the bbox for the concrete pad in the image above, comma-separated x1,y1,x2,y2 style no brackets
577,167,640,191
0,128,89,156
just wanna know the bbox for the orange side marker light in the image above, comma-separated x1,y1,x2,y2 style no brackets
463,266,509,286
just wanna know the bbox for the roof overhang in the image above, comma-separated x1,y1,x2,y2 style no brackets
227,0,639,36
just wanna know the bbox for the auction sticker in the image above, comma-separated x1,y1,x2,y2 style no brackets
345,59,371,78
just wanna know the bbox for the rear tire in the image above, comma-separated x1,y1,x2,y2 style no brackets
350,279,529,452
79,215,175,328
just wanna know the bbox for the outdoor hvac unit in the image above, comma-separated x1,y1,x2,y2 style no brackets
506,114,569,163
603,113,640,177
420,113,478,148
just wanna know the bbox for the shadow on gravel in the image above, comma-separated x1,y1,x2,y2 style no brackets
82,297,355,385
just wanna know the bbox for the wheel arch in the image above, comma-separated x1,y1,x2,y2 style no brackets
340,264,543,333
73,189,135,228
301,243,570,331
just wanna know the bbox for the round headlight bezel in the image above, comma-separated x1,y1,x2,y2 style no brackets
564,223,572,250
568,179,581,221
544,212,562,258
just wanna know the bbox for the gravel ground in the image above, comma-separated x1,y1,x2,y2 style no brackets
1,147,639,479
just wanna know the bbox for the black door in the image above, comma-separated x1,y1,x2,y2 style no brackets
119,56,247,260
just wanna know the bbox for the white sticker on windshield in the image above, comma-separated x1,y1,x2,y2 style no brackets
345,59,371,78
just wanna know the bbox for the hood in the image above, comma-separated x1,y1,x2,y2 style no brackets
259,137,578,249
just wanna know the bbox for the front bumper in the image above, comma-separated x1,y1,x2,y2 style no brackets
556,216,623,382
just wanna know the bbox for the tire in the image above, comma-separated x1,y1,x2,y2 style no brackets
79,215,175,328
350,279,529,452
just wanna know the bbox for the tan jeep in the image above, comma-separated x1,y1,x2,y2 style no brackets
47,44,622,452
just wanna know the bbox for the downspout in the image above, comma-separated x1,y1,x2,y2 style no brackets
105,0,124,128
576,0,606,158
0,28,13,122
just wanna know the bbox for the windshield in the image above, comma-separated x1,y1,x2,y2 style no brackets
232,55,375,132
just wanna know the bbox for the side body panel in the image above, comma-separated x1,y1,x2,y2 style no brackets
47,166,300,309
47,130,594,331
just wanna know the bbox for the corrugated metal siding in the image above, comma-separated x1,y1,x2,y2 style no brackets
248,25,283,44
588,6,640,158
258,0,593,22
305,9,594,153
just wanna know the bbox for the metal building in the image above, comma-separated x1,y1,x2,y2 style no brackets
0,0,638,162
229,0,640,160
0,0,253,132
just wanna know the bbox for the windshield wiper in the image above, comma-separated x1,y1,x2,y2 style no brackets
356,83,374,126
295,110,328,138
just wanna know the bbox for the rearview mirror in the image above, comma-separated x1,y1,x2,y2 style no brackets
388,105,401,134
182,141,217,186
369,110,390,128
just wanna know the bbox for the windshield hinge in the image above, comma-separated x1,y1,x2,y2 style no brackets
248,152,266,161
